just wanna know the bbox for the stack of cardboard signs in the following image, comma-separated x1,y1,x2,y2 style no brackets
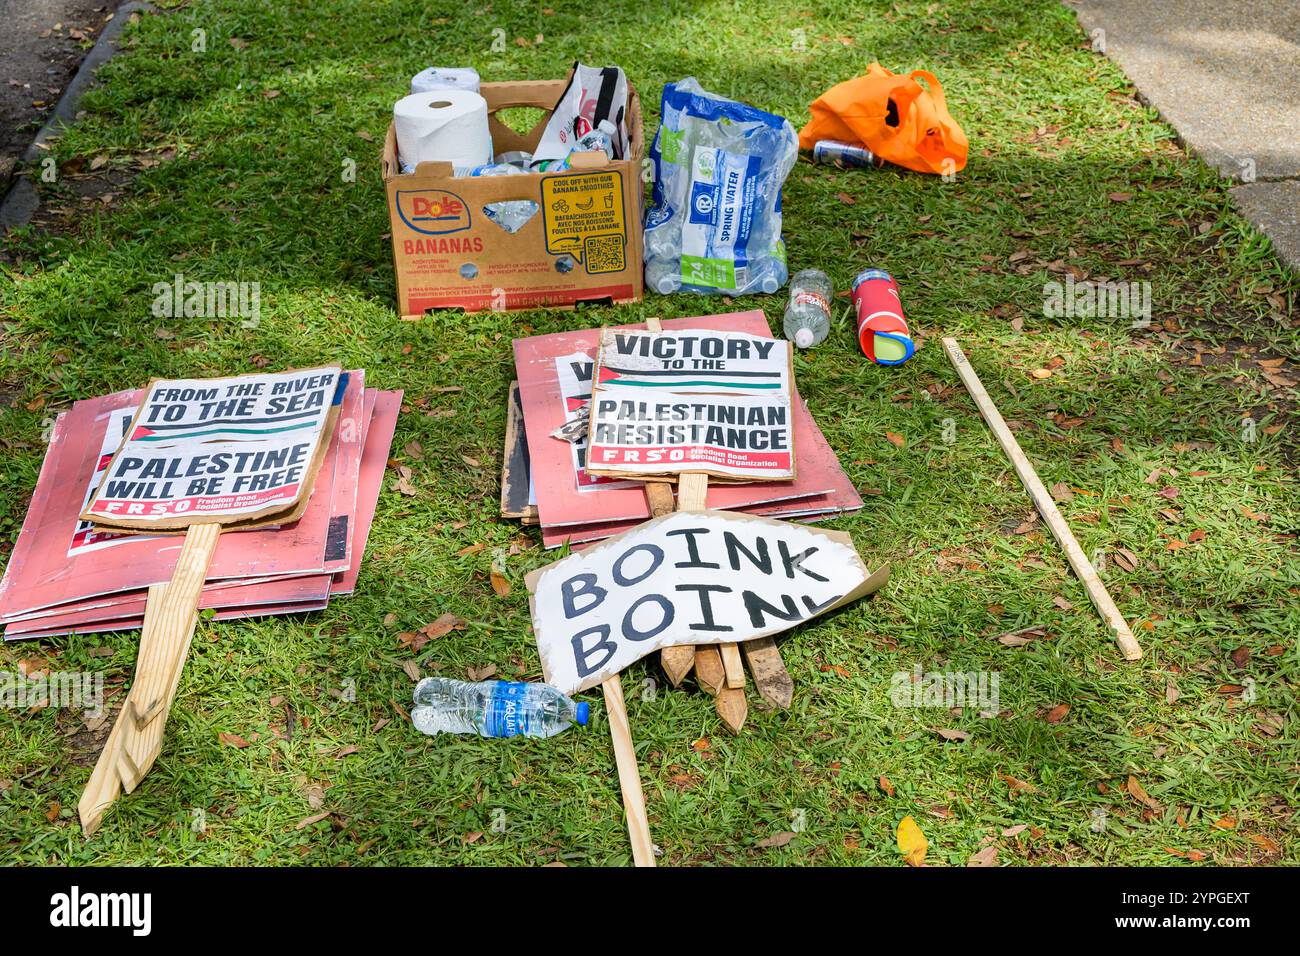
505,310,863,548
0,371,400,640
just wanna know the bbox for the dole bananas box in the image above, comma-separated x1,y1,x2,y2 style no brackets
382,76,645,316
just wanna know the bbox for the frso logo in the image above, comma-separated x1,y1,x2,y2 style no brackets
396,189,471,235
49,886,152,937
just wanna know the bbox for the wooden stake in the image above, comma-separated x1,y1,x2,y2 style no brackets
678,471,748,730
647,480,693,686
669,472,709,687
942,338,1143,661
79,585,165,835
660,645,695,687
742,636,794,708
122,595,201,793
78,522,222,833
676,472,708,510
715,687,748,735
129,523,220,726
719,643,745,689
601,674,656,867
694,645,726,696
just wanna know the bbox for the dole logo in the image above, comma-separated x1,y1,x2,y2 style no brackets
396,189,471,235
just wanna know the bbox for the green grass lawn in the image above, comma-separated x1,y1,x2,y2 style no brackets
0,0,1296,866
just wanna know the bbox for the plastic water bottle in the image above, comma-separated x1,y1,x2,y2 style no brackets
783,268,833,348
411,678,590,739
750,255,789,295
645,258,682,294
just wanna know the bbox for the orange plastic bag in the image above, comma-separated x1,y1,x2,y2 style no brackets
799,64,968,175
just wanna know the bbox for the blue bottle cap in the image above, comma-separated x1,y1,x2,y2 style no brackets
575,702,591,725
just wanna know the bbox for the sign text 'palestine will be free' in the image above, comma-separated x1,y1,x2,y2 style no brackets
527,510,889,695
585,329,795,481
82,366,344,529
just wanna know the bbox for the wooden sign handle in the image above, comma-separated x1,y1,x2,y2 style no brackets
942,338,1143,661
78,523,222,834
601,674,656,866
675,472,749,733
79,584,166,834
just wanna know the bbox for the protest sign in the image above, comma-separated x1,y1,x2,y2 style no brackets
585,329,795,482
79,365,345,834
0,376,364,626
513,312,851,536
82,366,345,531
526,510,889,695
593,329,792,395
585,385,795,481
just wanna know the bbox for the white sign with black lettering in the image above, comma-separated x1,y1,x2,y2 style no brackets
526,510,889,695
82,366,343,530
586,328,796,481
593,329,791,395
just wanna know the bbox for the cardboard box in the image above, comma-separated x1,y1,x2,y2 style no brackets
382,77,645,316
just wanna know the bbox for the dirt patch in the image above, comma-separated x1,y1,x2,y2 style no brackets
0,0,122,193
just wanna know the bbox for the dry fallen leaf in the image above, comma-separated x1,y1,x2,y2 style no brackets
885,431,906,448
490,569,511,597
934,727,970,742
878,775,895,797
1050,481,1074,503
1001,774,1037,793
897,815,928,866
1029,368,1052,379
295,812,331,830
219,732,250,749
756,831,797,848
967,844,998,867
1127,775,1160,809
1045,704,1070,723
421,613,467,641
467,664,497,681
1249,834,1281,855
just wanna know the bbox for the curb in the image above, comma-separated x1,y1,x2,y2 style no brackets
1,1,156,232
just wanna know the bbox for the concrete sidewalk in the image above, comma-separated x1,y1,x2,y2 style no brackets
1066,0,1300,269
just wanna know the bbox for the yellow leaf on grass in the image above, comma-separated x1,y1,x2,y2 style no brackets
897,815,928,867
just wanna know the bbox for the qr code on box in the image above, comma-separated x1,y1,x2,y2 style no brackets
583,234,626,275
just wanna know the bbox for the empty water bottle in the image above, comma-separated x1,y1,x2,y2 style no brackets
783,269,833,348
411,677,590,739
645,258,682,294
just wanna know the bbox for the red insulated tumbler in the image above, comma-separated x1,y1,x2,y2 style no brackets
852,268,915,366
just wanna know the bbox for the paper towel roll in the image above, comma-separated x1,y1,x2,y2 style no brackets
393,90,492,172
410,67,480,94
